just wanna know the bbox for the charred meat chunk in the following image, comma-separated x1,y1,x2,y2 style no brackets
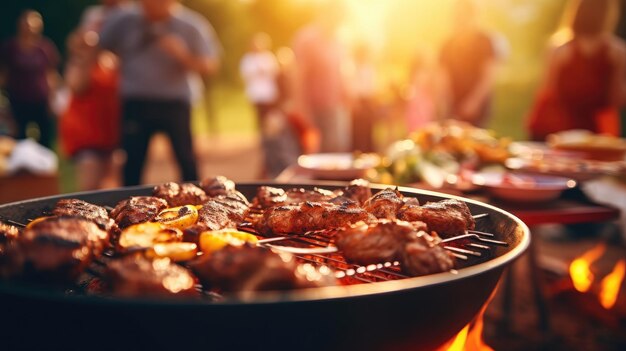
105,255,198,298
0,222,20,244
336,220,454,276
254,186,287,208
256,201,375,236
199,176,236,197
398,199,475,237
110,196,168,229
189,245,335,295
197,193,250,231
364,188,405,220
254,186,336,208
153,182,207,207
339,179,372,206
0,222,21,278
17,217,109,280
52,199,115,232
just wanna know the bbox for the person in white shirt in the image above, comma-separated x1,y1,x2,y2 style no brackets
240,33,279,123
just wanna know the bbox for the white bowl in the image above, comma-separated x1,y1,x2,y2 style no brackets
297,153,379,180
472,172,576,203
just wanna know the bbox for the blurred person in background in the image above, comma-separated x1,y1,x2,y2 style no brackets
405,47,447,133
98,0,221,186
0,10,60,148
350,43,377,153
59,0,128,191
292,2,351,153
241,33,309,178
439,0,497,127
527,0,626,141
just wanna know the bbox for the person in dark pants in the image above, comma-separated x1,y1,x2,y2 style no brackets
99,0,221,185
0,10,60,148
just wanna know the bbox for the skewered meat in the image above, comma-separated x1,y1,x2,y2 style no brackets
199,176,236,197
17,217,109,280
256,201,375,236
336,220,454,276
110,196,168,229
364,188,405,220
105,255,198,298
52,199,116,232
153,182,207,207
197,193,250,231
189,245,335,295
254,186,336,208
398,199,475,237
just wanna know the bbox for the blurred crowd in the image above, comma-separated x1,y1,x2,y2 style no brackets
0,0,625,189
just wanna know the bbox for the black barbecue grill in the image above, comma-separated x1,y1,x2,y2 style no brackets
0,182,530,351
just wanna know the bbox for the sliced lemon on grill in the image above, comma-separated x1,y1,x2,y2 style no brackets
199,229,259,254
155,205,199,229
119,222,182,250
146,242,198,262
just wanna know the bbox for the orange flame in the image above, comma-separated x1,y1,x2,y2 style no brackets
445,324,469,351
438,301,494,351
464,304,494,351
598,259,626,310
569,243,606,293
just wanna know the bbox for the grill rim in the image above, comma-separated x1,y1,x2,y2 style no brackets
0,181,530,305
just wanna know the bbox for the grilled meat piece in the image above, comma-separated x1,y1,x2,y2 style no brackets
17,217,109,280
110,196,168,229
189,245,335,295
0,222,21,278
256,201,375,235
52,199,115,232
339,179,372,205
199,176,236,197
336,220,454,276
106,255,198,298
254,186,336,208
0,222,20,244
364,188,405,219
401,236,456,277
197,193,250,231
254,186,287,208
398,199,475,237
153,182,208,207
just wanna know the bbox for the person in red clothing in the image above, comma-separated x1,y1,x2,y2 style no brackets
527,0,626,141
60,0,127,190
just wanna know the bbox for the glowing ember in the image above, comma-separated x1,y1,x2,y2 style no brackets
569,243,606,293
598,259,626,310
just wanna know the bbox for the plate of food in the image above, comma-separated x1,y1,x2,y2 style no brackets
297,152,380,180
472,171,576,203
547,130,626,161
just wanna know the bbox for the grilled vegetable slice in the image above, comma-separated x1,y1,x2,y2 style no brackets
146,242,198,262
199,229,259,254
119,222,182,250
154,205,199,230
